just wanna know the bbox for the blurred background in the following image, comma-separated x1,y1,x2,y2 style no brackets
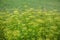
0,0,60,40
0,0,60,11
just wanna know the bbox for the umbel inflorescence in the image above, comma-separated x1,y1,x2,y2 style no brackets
0,8,60,40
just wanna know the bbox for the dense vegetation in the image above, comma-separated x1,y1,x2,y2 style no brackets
0,8,60,40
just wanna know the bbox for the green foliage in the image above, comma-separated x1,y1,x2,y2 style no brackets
0,9,60,40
